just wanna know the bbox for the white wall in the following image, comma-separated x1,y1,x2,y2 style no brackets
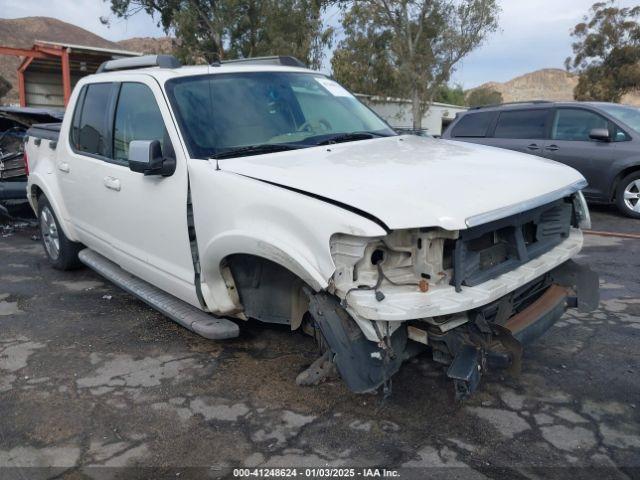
356,95,467,136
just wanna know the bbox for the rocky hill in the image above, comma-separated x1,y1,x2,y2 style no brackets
474,68,578,102
472,68,640,106
117,37,176,56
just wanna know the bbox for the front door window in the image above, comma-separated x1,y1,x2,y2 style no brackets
113,83,168,163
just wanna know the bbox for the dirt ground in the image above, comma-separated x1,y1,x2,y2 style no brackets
0,204,639,479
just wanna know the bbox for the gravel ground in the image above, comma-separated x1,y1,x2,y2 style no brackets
0,205,638,479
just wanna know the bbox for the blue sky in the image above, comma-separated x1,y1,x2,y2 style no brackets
2,0,637,88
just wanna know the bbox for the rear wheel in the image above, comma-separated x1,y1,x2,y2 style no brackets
616,172,640,219
38,196,83,270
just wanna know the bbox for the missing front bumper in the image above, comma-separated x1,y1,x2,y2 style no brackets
305,260,599,397
443,260,599,399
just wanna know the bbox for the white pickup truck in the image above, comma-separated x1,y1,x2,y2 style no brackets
25,55,598,398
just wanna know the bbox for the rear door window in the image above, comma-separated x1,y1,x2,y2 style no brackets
494,109,550,139
451,112,496,137
74,83,115,158
552,108,609,141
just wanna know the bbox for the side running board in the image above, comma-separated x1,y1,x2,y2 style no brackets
78,249,239,340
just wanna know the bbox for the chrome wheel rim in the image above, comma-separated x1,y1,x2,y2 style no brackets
40,206,60,260
623,179,640,212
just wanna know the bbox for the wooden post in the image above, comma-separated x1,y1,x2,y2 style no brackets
16,56,34,107
17,69,26,107
61,48,71,107
0,46,50,107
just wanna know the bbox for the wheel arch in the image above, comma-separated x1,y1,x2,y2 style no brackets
222,253,313,329
27,178,78,241
609,162,640,201
198,231,331,316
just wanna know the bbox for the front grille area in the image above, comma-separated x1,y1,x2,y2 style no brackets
451,198,573,292
476,274,552,324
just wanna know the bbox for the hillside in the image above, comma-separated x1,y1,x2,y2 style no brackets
0,17,124,104
472,68,640,106
472,68,578,102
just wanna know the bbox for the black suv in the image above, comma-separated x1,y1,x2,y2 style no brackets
442,101,640,218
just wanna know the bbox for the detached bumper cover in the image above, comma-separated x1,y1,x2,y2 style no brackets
505,284,570,344
498,260,599,344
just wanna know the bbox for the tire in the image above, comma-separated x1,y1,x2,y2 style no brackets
38,196,83,270
616,172,640,219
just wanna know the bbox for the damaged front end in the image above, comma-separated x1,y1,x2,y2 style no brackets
304,193,599,398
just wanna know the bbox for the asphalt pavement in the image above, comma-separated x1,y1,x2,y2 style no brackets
0,205,638,479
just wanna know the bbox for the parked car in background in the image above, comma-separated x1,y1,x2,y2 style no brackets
442,101,640,218
25,56,598,399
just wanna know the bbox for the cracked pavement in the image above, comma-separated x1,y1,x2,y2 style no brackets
0,205,638,479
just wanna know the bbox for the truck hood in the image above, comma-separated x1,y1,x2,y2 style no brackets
219,135,586,231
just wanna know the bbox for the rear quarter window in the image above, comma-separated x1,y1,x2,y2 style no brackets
494,109,550,139
451,112,496,137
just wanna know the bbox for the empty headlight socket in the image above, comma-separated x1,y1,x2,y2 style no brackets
371,248,385,265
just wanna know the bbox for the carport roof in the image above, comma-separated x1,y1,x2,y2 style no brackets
33,40,142,57
0,40,142,107
26,40,141,76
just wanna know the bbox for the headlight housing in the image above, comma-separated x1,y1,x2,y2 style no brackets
329,229,458,296
573,191,591,230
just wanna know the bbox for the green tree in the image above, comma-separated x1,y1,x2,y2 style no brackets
0,75,10,102
466,86,502,107
331,5,398,97
226,0,334,68
106,0,334,68
331,0,499,129
566,1,640,102
434,84,466,106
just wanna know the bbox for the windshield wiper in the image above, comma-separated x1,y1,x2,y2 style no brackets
315,131,388,146
211,143,305,160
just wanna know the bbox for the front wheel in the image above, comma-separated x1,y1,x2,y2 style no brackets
616,172,640,219
38,196,83,270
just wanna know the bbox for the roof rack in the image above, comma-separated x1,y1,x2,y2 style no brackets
469,100,552,110
97,55,182,73
216,55,306,68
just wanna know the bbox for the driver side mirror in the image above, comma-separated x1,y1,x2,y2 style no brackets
128,140,176,176
589,128,611,142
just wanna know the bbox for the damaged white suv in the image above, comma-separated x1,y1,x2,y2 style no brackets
26,55,598,398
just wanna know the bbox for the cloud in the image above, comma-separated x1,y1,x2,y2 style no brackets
452,0,639,88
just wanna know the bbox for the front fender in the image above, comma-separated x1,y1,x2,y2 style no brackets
187,162,387,315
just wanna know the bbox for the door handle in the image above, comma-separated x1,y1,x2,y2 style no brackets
58,162,70,173
527,144,540,151
545,145,559,152
103,176,121,192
